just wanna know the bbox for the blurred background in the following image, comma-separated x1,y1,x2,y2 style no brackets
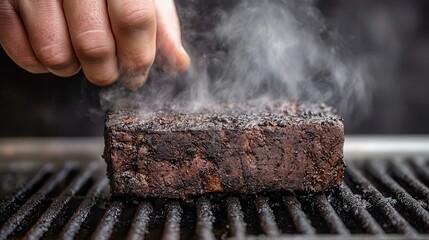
0,0,428,136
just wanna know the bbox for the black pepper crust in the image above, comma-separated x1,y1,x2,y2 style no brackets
104,102,345,199
106,102,342,131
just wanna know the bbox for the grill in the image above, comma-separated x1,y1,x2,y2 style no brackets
1,137,429,239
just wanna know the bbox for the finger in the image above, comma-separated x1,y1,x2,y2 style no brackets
63,0,118,86
154,0,190,73
108,0,157,90
19,0,80,77
0,1,47,73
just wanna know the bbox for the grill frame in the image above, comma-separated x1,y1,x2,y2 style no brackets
1,136,429,239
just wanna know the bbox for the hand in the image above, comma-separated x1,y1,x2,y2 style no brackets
0,0,190,89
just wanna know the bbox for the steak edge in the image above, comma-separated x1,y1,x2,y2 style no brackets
104,102,345,199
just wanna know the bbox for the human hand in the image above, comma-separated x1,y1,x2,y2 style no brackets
0,0,190,89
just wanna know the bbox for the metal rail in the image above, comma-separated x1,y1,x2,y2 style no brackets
1,136,429,161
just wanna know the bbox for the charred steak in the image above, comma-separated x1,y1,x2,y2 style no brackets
104,102,344,199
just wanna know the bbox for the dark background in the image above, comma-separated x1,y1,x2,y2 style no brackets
1,0,428,136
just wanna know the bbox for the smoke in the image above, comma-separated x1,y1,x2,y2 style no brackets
100,0,374,122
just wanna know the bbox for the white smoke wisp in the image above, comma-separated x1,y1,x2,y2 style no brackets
100,0,373,122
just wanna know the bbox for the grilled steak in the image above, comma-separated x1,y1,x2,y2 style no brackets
104,102,344,199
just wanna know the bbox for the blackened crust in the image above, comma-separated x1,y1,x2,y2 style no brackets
104,102,344,199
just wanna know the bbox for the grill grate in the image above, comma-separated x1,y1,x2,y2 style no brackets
2,158,429,239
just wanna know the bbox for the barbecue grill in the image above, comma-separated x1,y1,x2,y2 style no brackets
1,137,429,239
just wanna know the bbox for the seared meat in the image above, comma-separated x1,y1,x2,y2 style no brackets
104,102,344,199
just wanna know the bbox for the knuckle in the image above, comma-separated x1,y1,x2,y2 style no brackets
36,45,73,69
125,52,155,74
0,2,16,25
115,3,155,31
74,33,114,62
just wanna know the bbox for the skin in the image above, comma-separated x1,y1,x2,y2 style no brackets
0,0,190,90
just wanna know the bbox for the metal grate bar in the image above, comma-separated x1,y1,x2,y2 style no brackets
283,193,315,234
161,202,182,240
0,164,73,240
366,161,429,229
24,162,97,240
314,193,349,235
60,177,108,240
390,160,429,206
0,164,53,216
126,202,153,240
91,201,123,240
226,197,246,238
255,197,279,236
337,184,384,234
196,197,216,240
409,157,429,188
346,164,417,235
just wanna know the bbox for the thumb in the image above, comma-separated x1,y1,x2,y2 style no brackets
154,0,190,73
